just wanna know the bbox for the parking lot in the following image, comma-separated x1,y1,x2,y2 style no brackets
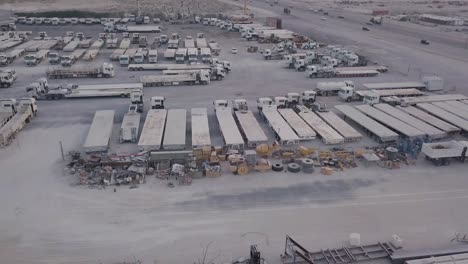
1,4,468,264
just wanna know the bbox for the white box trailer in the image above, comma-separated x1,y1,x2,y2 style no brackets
119,38,131,49
374,103,446,139
164,48,176,59
138,109,167,151
445,101,468,114
163,109,187,150
215,107,244,149
396,105,460,134
316,110,362,142
335,105,399,142
297,107,344,144
262,107,299,145
416,103,468,133
400,94,467,105
196,38,207,49
83,49,100,61
83,110,114,152
355,104,425,139
277,108,316,140
90,39,104,49
120,112,140,143
191,108,211,148
184,38,195,48
234,110,268,147
110,49,126,61
208,41,221,55
432,102,468,120
63,40,80,52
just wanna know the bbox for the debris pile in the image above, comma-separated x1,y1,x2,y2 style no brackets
67,152,149,187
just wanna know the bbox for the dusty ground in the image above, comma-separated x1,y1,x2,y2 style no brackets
0,0,239,15
0,1,468,264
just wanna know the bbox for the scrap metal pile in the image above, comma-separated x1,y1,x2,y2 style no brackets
67,151,149,187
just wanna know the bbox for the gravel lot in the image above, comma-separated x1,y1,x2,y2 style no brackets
0,3,468,264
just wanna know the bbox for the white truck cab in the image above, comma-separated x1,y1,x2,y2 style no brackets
301,90,317,103
213,99,228,112
257,97,273,110
286,92,300,105
0,99,17,115
232,98,248,111
151,96,165,109
119,55,130,66
274,96,288,108
338,86,355,102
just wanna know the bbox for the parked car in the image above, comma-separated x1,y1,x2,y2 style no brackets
420,39,430,45
362,27,370,31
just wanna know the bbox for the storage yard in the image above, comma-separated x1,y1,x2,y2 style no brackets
1,1,468,264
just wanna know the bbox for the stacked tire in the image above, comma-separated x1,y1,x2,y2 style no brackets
287,163,301,173
301,158,314,174
272,162,284,172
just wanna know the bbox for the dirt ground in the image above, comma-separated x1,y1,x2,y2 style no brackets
0,1,468,264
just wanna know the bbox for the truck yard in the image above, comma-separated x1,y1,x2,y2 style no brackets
1,1,468,264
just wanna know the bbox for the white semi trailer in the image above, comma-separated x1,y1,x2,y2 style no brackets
83,110,114,152
0,98,38,147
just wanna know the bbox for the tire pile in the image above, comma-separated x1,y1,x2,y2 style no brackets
271,158,315,173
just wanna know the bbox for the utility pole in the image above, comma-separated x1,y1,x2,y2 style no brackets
137,0,141,18
244,0,247,15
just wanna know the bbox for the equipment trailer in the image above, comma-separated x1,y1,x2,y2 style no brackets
421,141,468,166
46,63,115,79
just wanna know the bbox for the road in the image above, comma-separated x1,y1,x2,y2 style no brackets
223,0,468,93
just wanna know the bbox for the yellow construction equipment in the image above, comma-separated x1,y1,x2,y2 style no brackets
256,141,279,157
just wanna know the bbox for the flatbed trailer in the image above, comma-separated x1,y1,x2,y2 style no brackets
120,112,140,143
164,48,176,59
356,104,425,138
374,103,446,139
191,108,211,148
416,103,468,133
396,105,460,134
63,40,80,52
432,102,468,120
336,65,388,73
140,72,209,87
316,110,362,142
125,48,138,59
234,110,268,147
110,49,126,61
83,110,114,153
31,83,142,100
0,112,15,128
262,107,299,145
138,109,167,151
129,63,211,71
278,108,316,140
215,107,244,149
69,49,86,60
46,63,114,79
125,26,161,33
163,109,187,150
119,38,131,49
362,81,426,91
421,141,468,166
335,69,379,78
335,105,399,142
400,94,468,105
356,88,425,98
296,107,344,144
